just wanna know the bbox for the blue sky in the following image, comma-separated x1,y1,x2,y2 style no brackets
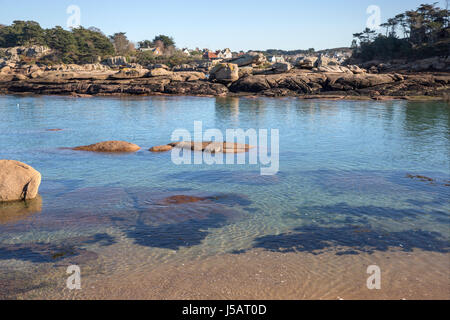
0,0,446,51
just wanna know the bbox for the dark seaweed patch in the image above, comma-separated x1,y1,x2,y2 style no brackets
126,214,228,250
248,225,449,255
0,233,115,263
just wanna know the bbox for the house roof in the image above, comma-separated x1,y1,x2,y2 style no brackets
204,51,218,59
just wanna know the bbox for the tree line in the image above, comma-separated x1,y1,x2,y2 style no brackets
352,2,449,61
0,20,179,65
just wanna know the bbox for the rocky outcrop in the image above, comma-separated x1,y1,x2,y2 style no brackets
149,64,170,70
295,56,318,69
164,81,228,96
170,141,254,153
173,64,199,72
315,55,339,68
175,71,206,81
110,67,149,79
209,63,239,83
238,66,253,78
148,68,173,77
2,46,52,62
45,63,111,72
104,56,128,68
229,52,267,67
346,65,366,74
0,76,228,96
229,69,450,98
359,57,450,73
272,62,293,73
73,141,141,153
149,145,173,152
0,160,42,202
0,64,448,99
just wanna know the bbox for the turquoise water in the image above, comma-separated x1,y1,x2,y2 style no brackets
0,95,449,296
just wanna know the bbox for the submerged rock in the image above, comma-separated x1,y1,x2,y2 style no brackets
162,195,208,205
0,160,42,202
73,141,141,153
0,195,42,224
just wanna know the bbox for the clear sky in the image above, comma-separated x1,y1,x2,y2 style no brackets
0,0,447,51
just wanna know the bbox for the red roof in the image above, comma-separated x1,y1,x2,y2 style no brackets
203,52,218,59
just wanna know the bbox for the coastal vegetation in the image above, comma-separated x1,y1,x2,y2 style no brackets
0,21,115,64
352,3,449,61
0,21,191,65
1,3,448,66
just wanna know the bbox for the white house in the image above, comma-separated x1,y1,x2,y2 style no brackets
269,56,285,63
217,48,233,59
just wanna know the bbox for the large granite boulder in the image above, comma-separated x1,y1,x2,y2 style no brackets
12,74,28,81
272,62,293,73
315,55,339,68
148,68,173,77
230,52,267,67
347,65,367,74
238,66,253,78
295,56,318,69
73,141,141,153
0,160,42,202
209,63,239,83
178,71,206,81
0,66,11,74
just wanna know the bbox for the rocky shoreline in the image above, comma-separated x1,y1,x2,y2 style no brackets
1,50,449,101
1,71,448,101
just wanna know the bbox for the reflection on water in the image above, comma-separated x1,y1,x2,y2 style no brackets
0,95,449,298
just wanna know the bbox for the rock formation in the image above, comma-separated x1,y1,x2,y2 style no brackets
0,160,42,202
73,141,141,153
209,63,240,83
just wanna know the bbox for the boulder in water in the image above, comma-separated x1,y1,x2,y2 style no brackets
73,141,141,153
0,160,42,202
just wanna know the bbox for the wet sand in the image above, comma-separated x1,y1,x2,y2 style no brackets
15,248,450,300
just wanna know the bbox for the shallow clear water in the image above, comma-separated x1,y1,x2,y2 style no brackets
0,95,449,297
